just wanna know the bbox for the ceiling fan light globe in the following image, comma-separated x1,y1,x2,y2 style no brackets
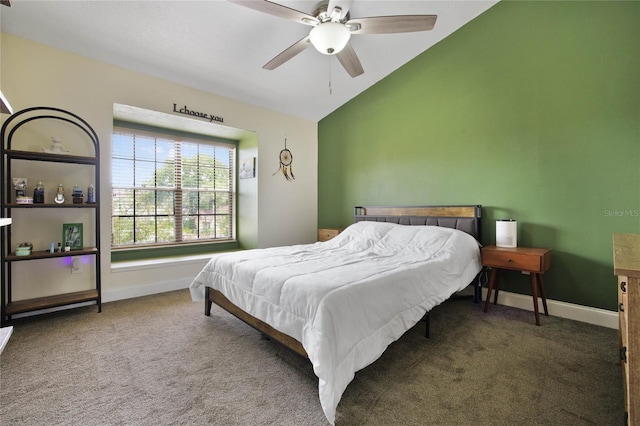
309,22,351,55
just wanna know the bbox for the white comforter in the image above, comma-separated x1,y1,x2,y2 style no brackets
190,221,481,424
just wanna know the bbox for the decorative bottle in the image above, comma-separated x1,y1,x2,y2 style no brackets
87,184,95,204
72,184,84,205
33,181,45,204
54,183,65,204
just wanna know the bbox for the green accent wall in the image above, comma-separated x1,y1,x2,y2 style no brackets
318,1,640,311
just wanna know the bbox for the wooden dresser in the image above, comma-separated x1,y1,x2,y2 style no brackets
614,233,640,425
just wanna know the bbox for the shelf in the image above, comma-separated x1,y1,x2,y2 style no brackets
1,107,102,325
5,247,98,261
5,289,99,316
4,149,96,165
5,203,98,208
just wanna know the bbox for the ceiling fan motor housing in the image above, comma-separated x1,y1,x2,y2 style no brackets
313,1,350,21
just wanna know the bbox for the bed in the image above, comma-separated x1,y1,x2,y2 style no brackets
189,205,482,424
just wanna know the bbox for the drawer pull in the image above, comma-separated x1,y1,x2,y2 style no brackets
507,258,513,262
620,281,627,292
619,302,624,313
620,347,627,363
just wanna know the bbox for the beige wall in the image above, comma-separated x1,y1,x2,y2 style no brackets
0,33,318,302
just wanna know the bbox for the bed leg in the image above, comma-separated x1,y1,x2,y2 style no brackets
425,312,430,338
205,287,213,316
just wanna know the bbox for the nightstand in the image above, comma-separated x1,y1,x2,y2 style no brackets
482,245,552,325
318,228,343,242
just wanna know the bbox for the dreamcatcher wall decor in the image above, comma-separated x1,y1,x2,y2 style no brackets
273,138,295,180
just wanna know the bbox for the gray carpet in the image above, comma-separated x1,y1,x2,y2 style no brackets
0,289,624,425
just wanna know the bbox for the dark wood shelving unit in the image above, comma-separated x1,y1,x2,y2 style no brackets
5,247,98,262
4,149,97,165
1,107,101,325
5,203,98,208
5,289,99,316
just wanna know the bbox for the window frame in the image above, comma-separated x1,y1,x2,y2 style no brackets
111,120,238,261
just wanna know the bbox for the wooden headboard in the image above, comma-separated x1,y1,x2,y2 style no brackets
354,205,482,242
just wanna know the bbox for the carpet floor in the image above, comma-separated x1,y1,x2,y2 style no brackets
0,289,624,425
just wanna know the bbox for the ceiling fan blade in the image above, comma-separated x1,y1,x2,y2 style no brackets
263,36,312,70
347,15,437,34
327,0,353,21
336,43,364,78
229,0,319,26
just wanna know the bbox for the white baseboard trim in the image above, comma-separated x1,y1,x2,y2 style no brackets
102,278,193,303
482,288,618,329
100,281,619,330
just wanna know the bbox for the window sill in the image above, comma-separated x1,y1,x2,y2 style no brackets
111,240,239,263
111,253,215,273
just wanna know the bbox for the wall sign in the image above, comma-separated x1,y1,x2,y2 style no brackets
172,103,224,123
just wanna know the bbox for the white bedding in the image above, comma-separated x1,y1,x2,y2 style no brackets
189,221,482,424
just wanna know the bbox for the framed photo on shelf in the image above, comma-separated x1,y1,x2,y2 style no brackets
62,223,83,250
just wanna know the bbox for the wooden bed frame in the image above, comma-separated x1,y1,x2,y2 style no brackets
205,205,482,359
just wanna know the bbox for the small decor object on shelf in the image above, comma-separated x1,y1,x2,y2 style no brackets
54,183,65,204
33,181,45,204
43,136,68,154
15,196,33,205
12,177,27,199
62,223,83,250
72,184,84,204
272,138,294,181
86,184,95,204
15,242,33,256
15,247,30,256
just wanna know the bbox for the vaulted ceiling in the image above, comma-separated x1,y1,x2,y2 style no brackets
1,1,498,121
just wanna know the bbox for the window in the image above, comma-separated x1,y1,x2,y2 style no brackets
111,125,236,249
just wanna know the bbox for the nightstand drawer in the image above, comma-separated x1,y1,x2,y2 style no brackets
482,249,544,272
318,228,342,242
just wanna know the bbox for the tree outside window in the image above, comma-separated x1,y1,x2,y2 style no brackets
111,128,235,248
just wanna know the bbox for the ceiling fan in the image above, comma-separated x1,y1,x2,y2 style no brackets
229,0,437,78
